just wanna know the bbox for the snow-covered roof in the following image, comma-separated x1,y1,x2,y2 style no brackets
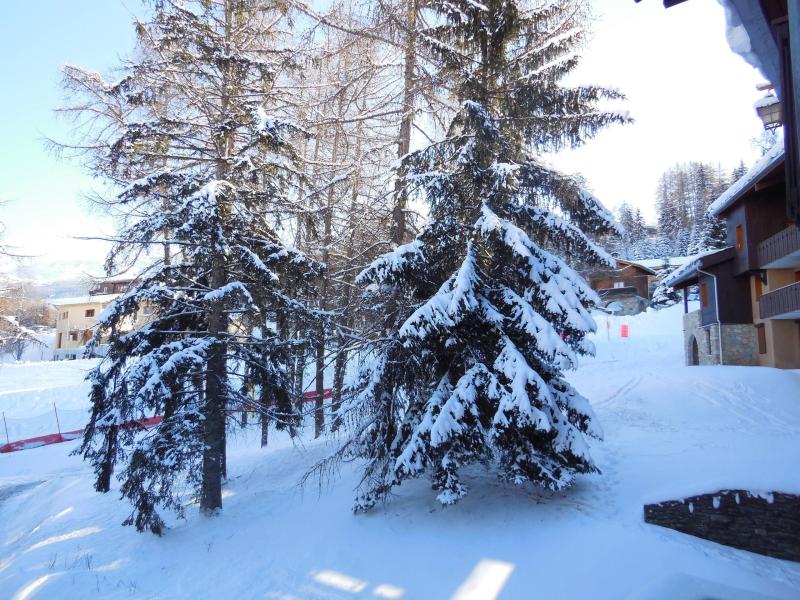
50,293,120,307
97,274,136,284
663,247,734,289
635,255,700,270
615,259,658,276
708,139,784,217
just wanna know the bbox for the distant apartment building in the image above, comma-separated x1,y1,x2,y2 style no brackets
50,277,154,360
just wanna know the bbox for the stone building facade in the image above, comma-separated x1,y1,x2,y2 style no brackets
683,310,758,366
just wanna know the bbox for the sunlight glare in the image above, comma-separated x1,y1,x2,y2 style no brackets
12,573,61,600
25,527,102,553
449,559,515,600
29,507,75,536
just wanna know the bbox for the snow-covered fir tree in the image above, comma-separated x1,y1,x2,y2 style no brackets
649,263,681,309
331,0,627,510
60,0,321,533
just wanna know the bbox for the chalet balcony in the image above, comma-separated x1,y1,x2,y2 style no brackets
758,225,800,269
759,282,800,320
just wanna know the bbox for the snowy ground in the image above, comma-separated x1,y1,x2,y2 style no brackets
0,359,98,441
1,303,800,599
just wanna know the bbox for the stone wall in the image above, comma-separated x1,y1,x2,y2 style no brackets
720,324,758,366
682,311,758,366
683,311,719,365
644,490,800,562
598,289,648,316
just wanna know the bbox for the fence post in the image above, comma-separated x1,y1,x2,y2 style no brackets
53,402,62,437
2,411,9,445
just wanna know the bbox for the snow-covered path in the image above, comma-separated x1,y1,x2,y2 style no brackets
1,304,799,599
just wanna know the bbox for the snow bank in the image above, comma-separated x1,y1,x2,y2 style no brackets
1,305,799,599
0,359,97,440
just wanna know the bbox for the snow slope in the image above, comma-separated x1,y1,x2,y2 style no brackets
0,359,98,442
1,304,799,599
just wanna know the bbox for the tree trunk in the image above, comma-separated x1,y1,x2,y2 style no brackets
331,125,362,431
331,342,348,432
261,413,269,447
294,339,306,417
314,107,343,437
314,325,326,437
96,424,118,493
260,387,270,448
201,254,227,513
200,0,232,514
391,0,419,247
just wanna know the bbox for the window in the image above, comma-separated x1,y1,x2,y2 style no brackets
705,329,711,354
56,332,62,349
700,282,708,307
85,309,95,318
736,225,744,252
70,332,78,342
613,282,625,289
754,276,763,299
61,311,68,320
756,324,767,355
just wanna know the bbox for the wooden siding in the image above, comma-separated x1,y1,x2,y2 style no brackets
697,261,753,327
590,275,650,299
698,273,717,326
758,224,800,267
725,185,788,275
759,281,800,319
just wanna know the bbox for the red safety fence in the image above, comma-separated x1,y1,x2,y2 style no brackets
303,389,333,402
0,389,332,454
0,417,164,454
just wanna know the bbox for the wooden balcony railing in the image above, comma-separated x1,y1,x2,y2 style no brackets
758,225,800,268
759,281,800,320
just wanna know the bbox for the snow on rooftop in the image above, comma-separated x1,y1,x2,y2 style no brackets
635,255,700,270
718,0,765,79
662,248,726,288
708,138,784,217
49,293,120,306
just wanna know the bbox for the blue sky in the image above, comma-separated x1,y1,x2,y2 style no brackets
0,1,142,281
0,0,766,281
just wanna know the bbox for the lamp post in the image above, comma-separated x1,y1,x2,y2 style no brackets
755,93,783,130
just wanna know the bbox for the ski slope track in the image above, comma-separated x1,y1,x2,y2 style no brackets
1,303,799,599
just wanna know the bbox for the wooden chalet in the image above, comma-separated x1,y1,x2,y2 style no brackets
586,259,658,315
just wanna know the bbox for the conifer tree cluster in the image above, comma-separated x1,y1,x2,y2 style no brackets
607,161,749,263
57,0,631,531
652,162,739,258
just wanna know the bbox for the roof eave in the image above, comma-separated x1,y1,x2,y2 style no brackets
709,145,785,218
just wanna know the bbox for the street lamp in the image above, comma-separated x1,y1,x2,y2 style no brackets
755,93,782,130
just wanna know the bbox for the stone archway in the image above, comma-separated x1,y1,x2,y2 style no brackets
689,335,700,366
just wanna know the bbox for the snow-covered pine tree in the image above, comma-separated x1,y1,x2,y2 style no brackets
333,0,626,510
650,265,681,309
60,0,321,533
